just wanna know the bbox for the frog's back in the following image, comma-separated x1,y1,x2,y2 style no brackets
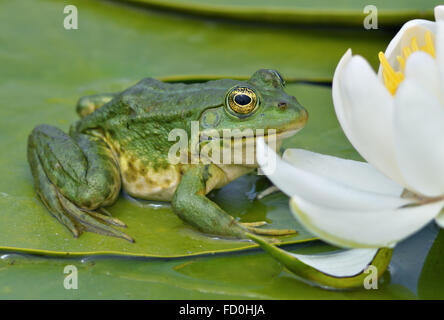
116,77,239,116
75,77,242,202
76,77,241,132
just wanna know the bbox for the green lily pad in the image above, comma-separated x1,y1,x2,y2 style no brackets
282,84,363,161
123,0,439,27
0,242,416,299
0,172,318,257
1,0,393,85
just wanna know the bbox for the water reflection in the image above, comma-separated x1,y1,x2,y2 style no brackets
387,222,439,295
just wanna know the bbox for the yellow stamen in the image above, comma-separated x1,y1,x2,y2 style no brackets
397,55,405,70
379,51,404,95
403,47,412,59
424,31,436,57
410,37,419,51
379,30,436,95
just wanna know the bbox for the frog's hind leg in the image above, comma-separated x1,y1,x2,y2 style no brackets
172,165,297,239
27,124,133,242
76,93,117,118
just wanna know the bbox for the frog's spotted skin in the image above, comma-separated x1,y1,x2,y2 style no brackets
27,69,308,242
119,154,182,201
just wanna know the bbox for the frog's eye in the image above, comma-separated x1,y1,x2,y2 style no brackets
249,69,285,88
273,70,285,87
225,86,258,117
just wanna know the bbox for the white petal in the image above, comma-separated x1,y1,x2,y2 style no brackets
394,79,444,197
403,51,443,104
436,21,444,97
256,138,409,210
436,211,444,228
332,49,354,140
334,54,406,186
291,249,378,277
290,196,444,248
435,5,444,21
282,148,402,197
378,19,436,76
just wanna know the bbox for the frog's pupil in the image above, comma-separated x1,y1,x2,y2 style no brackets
234,94,251,106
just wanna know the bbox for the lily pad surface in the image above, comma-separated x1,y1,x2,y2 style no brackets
0,173,317,257
0,241,416,299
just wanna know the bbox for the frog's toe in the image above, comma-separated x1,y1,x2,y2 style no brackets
56,191,134,242
28,147,81,237
240,221,267,227
86,209,127,228
241,220,297,236
245,225,298,236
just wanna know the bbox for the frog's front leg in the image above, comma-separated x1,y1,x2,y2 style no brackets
27,124,133,242
172,165,297,238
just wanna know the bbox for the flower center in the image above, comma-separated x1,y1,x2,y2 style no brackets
378,31,435,95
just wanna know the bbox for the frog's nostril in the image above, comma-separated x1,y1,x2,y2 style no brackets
277,102,287,110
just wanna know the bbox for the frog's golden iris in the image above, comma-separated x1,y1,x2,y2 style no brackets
225,86,258,116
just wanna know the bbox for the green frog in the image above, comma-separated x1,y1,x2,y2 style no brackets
27,69,307,242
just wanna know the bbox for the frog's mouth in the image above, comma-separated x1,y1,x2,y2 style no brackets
196,128,302,167
199,106,308,142
199,127,302,142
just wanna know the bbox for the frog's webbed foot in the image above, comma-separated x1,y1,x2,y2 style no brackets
56,191,134,242
28,124,133,242
30,146,133,242
241,222,298,236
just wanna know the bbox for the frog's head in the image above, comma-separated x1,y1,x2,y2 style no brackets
200,69,307,137
198,69,308,165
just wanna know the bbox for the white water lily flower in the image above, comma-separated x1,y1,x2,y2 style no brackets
257,6,444,249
